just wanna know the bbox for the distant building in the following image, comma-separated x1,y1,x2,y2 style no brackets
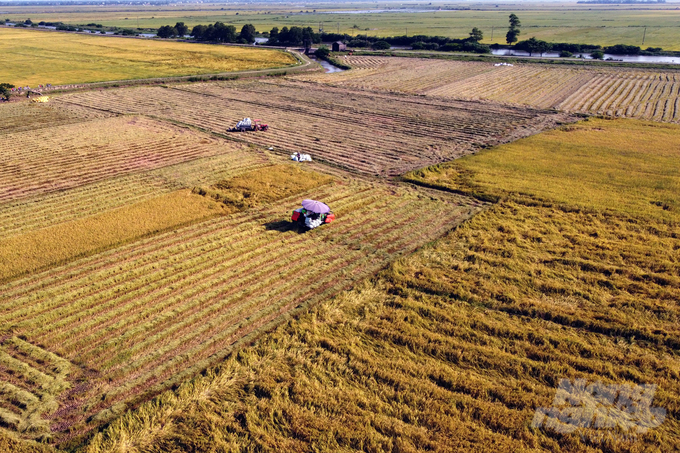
332,41,347,52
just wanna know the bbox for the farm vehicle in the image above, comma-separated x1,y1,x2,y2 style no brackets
291,199,335,230
229,117,268,132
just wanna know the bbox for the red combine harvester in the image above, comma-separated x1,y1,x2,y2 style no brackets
291,199,335,230
229,117,268,132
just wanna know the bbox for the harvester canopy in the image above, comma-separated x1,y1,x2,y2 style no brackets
291,200,335,230
301,199,330,214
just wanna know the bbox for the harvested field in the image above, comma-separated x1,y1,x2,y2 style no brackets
81,118,680,453
299,57,500,94
0,174,177,237
0,179,482,442
0,190,223,281
0,337,74,438
57,80,575,176
426,64,597,109
7,65,676,452
0,106,272,280
0,149,269,242
0,116,249,204
0,102,113,135
557,72,680,121
148,151,271,188
310,56,680,122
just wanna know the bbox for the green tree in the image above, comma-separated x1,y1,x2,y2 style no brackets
215,23,237,42
591,50,604,60
518,37,552,56
302,26,315,52
174,22,189,37
372,40,391,50
157,25,177,38
0,83,14,101
283,26,303,45
506,29,519,45
191,24,207,39
506,13,521,45
239,24,256,43
469,27,483,43
314,45,330,59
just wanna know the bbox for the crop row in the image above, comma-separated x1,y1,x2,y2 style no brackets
58,81,568,176
302,57,499,95
301,57,594,108
558,72,680,121
0,174,175,238
0,337,72,437
0,116,247,204
148,149,271,188
0,180,479,437
313,57,680,122
426,65,596,109
0,148,266,240
0,102,112,136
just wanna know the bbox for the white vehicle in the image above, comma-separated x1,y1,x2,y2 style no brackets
291,153,313,162
229,118,269,132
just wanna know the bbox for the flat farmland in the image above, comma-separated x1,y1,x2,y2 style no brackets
316,56,680,122
0,178,482,442
0,102,112,135
0,115,242,205
0,101,268,238
76,117,680,453
0,95,486,445
5,52,678,451
57,80,575,176
0,152,269,240
0,28,296,87
4,3,680,49
0,106,272,282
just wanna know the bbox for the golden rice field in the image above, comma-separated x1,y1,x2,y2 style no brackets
0,28,296,87
0,177,480,444
56,79,575,176
0,190,225,281
74,116,680,453
0,115,240,204
311,56,680,122
1,61,679,453
0,92,485,446
0,104,274,281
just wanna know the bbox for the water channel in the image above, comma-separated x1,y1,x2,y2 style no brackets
491,48,680,64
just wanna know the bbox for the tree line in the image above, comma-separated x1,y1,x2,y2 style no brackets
155,15,677,58
157,21,257,44
512,38,671,58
